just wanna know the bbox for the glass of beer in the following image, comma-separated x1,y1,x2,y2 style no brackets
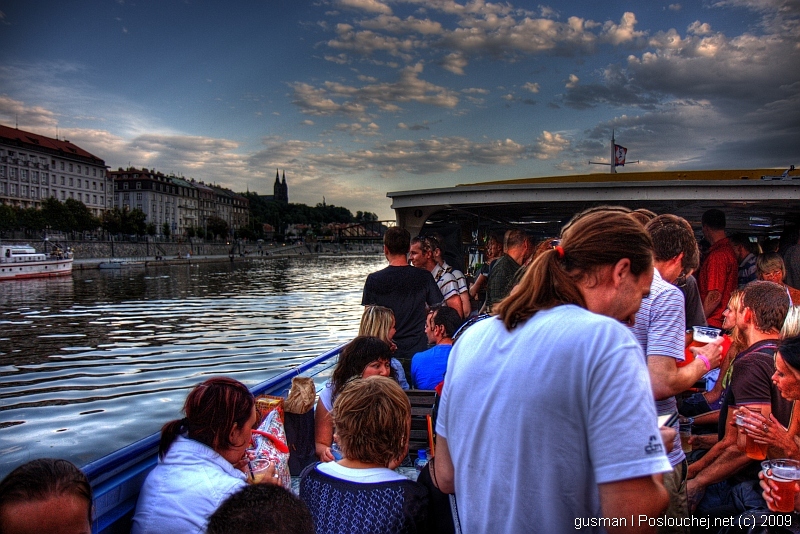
678,326,721,367
247,459,273,484
679,419,692,453
737,408,769,460
764,459,800,513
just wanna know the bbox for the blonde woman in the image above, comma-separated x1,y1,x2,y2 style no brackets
359,305,410,390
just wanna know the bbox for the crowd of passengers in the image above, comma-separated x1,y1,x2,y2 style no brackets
4,208,800,534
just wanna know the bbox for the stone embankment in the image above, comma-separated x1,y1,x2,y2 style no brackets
4,239,382,269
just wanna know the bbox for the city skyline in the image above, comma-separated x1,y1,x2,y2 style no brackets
0,0,798,220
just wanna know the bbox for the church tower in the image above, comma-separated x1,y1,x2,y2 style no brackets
273,169,289,203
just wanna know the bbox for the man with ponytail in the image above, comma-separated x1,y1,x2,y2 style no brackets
432,208,671,533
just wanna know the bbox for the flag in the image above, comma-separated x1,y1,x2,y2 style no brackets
614,144,627,166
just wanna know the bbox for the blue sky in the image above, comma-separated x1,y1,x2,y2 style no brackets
0,0,798,219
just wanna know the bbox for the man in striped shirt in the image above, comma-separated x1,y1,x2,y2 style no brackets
630,214,724,534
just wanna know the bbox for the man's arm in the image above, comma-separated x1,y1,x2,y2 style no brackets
445,293,463,318
430,435,455,494
688,403,771,493
702,290,722,318
598,476,669,533
648,340,723,400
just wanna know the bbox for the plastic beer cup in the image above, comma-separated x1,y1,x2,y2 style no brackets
679,420,692,453
678,326,721,368
247,459,272,484
765,460,800,513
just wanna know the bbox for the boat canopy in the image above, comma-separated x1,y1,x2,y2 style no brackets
388,168,800,239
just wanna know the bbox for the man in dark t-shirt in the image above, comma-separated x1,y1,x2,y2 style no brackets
362,227,443,371
686,281,791,514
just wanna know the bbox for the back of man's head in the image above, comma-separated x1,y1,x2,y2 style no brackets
505,229,528,250
432,305,463,338
206,484,315,534
742,280,790,333
384,227,410,256
645,214,699,272
701,209,726,231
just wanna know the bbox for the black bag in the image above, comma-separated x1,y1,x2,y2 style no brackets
284,410,316,476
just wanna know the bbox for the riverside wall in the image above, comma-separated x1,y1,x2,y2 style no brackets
4,239,383,267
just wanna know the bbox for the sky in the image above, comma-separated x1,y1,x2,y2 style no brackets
0,0,798,220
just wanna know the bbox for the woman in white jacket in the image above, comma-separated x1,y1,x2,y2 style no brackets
132,377,277,534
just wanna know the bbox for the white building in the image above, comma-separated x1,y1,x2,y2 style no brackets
0,124,111,217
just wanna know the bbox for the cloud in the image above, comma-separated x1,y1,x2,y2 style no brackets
291,63,458,117
337,0,392,15
0,95,59,128
329,121,381,136
523,82,540,93
566,74,579,88
397,122,430,130
533,131,570,159
441,52,468,75
562,64,661,110
304,135,532,175
669,4,682,11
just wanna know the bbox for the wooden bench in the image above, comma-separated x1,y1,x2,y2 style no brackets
406,389,437,458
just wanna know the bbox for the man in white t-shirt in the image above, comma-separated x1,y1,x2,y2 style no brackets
433,209,672,533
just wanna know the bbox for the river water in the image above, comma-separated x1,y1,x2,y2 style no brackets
0,254,385,478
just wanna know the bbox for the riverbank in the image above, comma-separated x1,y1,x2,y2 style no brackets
72,243,383,269
2,239,383,269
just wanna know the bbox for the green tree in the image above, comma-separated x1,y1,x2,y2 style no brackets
206,216,228,239
129,209,147,236
0,204,17,234
186,226,196,238
64,198,100,232
161,222,171,238
41,197,74,231
146,222,157,237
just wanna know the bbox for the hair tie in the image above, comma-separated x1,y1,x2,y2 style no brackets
554,245,565,259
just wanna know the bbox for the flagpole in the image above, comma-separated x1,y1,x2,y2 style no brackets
611,130,616,174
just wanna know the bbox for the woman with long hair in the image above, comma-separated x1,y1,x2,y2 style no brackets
314,336,394,462
359,305,410,389
132,377,278,534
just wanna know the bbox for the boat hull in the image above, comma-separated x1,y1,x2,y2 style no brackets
0,259,73,280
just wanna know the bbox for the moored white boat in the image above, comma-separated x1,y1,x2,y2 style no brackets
98,258,146,269
0,243,73,280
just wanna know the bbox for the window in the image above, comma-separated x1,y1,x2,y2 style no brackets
0,182,5,194
20,169,27,180
60,161,65,170
123,183,128,190
137,204,142,211
77,179,81,188
93,169,97,177
100,196,104,204
70,192,74,198
136,193,142,200
11,184,18,195
123,193,129,200
9,168,15,178
93,195,97,204
78,193,82,201
136,182,141,189
93,181,97,190
0,166,4,177
69,163,73,172
33,187,38,198
60,176,65,185
42,173,48,184
32,171,38,183
85,167,89,175
77,165,81,174
69,177,74,186
100,183,104,191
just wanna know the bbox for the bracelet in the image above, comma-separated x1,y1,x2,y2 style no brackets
696,354,711,371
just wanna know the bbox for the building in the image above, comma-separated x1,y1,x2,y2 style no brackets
109,167,199,236
0,124,111,217
259,169,289,203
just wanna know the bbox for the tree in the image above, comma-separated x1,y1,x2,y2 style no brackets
186,226,196,239
146,222,157,237
161,222,171,238
0,204,17,234
206,216,228,239
64,198,100,233
129,209,147,236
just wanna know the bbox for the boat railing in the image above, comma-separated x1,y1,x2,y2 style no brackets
84,343,343,534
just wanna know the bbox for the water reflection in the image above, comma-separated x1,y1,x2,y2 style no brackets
0,255,384,477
